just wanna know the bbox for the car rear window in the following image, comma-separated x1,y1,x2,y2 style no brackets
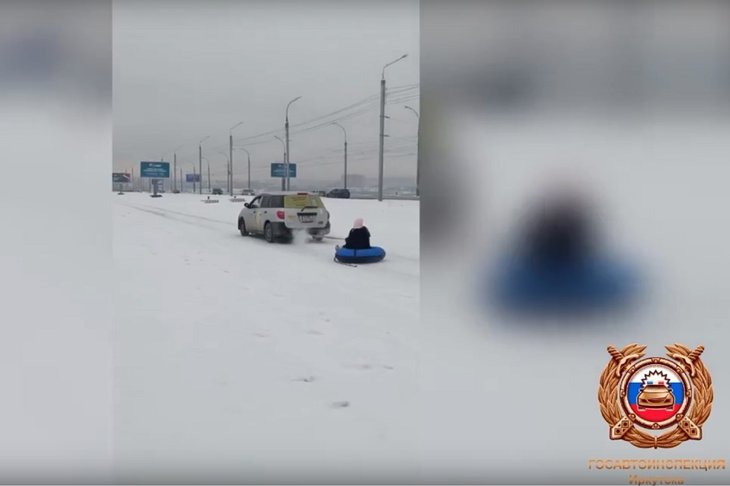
284,194,324,208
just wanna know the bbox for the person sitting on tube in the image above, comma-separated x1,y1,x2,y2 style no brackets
343,218,371,250
524,193,593,266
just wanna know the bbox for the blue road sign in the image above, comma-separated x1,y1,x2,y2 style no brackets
140,161,171,178
113,172,131,183
270,162,297,178
185,173,201,183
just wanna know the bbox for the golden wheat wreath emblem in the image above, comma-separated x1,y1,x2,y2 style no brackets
598,343,713,449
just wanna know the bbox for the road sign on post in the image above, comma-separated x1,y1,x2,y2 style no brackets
140,161,170,178
112,173,131,194
112,173,131,183
185,174,201,183
140,162,169,197
270,162,296,178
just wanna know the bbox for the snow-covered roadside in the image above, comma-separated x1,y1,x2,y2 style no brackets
113,192,421,482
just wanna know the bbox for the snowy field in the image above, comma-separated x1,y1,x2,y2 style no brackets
113,192,420,482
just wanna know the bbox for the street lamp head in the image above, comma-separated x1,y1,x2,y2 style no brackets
382,53,408,78
286,96,302,119
199,135,210,145
229,121,244,134
331,122,347,140
404,105,420,118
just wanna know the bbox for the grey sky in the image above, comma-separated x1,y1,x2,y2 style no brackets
113,0,419,186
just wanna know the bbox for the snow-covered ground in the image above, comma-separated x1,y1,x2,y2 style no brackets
113,192,420,482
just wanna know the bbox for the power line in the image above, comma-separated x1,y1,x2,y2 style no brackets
224,84,419,148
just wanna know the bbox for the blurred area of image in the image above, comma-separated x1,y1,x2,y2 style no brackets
1,1,112,483
0,0,110,111
421,0,730,333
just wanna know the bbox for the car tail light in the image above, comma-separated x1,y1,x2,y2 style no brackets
276,210,285,219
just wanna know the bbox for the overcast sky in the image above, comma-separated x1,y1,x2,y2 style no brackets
113,0,419,186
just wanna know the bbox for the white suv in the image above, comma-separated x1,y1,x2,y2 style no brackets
237,192,331,242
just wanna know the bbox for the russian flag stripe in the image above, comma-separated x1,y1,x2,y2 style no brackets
630,404,681,422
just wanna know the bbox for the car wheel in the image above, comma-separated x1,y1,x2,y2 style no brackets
238,218,248,236
264,222,274,243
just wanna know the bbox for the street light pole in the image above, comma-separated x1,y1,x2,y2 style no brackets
237,147,252,191
378,54,408,202
156,156,163,194
404,105,420,197
229,121,244,196
202,157,211,193
331,122,348,189
274,135,286,191
378,78,385,201
218,151,231,193
168,144,184,193
285,96,301,191
191,164,196,193
198,136,210,194
229,134,232,195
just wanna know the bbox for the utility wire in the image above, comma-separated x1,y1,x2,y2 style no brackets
223,84,419,148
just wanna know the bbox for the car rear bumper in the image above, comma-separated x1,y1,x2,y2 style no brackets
271,222,330,238
283,220,330,232
307,222,331,236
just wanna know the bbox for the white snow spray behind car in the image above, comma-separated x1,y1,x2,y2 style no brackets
292,228,310,246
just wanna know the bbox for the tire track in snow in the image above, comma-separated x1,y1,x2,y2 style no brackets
119,203,232,227
120,202,419,279
122,202,419,262
118,203,419,329
116,198,420,429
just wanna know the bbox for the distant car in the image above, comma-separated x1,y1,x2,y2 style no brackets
212,188,223,195
314,190,327,197
326,188,350,199
241,189,256,196
237,191,331,243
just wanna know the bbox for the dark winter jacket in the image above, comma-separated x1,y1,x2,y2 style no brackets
345,226,371,250
525,202,593,265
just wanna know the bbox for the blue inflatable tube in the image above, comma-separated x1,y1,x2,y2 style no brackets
335,246,386,264
490,256,640,312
